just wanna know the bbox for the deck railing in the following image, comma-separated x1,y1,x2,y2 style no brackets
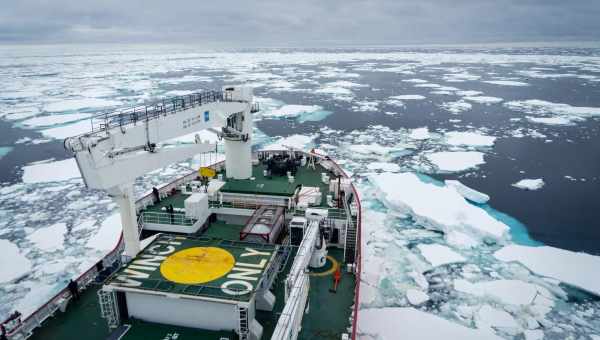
2,236,125,340
140,211,196,226
88,90,238,134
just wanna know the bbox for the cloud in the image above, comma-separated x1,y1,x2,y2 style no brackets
1,0,600,45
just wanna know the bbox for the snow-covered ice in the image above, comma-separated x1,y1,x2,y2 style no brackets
454,279,544,306
366,162,400,172
28,223,67,252
21,113,92,128
463,96,503,104
369,172,509,240
445,180,490,204
440,100,472,114
390,94,426,100
86,213,122,251
495,245,600,296
445,131,496,147
359,307,502,340
0,239,32,283
409,127,430,140
22,158,81,183
426,151,486,172
483,80,530,86
43,98,121,112
417,244,466,267
512,179,545,191
406,289,430,306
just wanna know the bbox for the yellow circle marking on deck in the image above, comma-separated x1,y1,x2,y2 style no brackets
160,247,235,284
309,255,339,277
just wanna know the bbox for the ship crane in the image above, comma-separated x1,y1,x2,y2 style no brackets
65,86,255,258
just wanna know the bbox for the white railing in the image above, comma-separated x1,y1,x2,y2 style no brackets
140,211,196,226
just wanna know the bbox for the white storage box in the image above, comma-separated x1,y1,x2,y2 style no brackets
184,193,209,224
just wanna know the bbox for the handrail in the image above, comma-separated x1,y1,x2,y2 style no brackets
141,211,196,226
89,90,232,134
2,235,125,339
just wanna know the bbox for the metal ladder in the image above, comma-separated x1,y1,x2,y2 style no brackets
97,289,120,330
237,306,249,340
343,220,357,264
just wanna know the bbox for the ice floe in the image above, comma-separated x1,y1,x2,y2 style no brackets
454,279,545,306
445,131,496,147
409,127,430,140
41,120,93,139
28,223,67,252
417,244,466,267
445,180,490,204
505,99,600,125
359,307,501,340
0,239,32,283
440,100,472,114
512,179,545,191
366,162,400,172
495,245,600,296
426,151,485,172
369,173,509,240
86,213,122,251
263,134,315,151
463,96,503,104
43,98,121,112
483,80,530,86
390,94,426,100
21,158,81,183
406,289,429,306
21,113,92,128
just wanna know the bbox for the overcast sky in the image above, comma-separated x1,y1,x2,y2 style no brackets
1,0,600,46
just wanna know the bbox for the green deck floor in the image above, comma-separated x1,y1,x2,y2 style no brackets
121,318,236,340
29,284,110,340
198,221,245,240
220,163,330,197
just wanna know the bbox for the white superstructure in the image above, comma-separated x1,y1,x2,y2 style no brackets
64,86,255,258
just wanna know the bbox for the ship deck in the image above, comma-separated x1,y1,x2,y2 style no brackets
106,235,278,302
139,162,333,219
29,248,353,340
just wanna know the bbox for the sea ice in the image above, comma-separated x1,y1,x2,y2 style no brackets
463,96,503,104
512,179,545,191
445,131,496,147
359,307,501,340
445,180,490,204
417,244,466,267
0,239,32,283
483,80,530,86
454,279,543,306
426,151,485,172
366,162,400,172
495,245,600,296
390,94,426,100
476,305,521,332
28,223,67,251
86,213,122,251
526,116,574,126
504,99,600,123
22,158,81,183
406,289,429,306
43,98,121,112
440,100,472,114
369,173,508,240
21,113,92,128
41,120,93,139
263,105,322,119
409,127,430,140
263,134,315,151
